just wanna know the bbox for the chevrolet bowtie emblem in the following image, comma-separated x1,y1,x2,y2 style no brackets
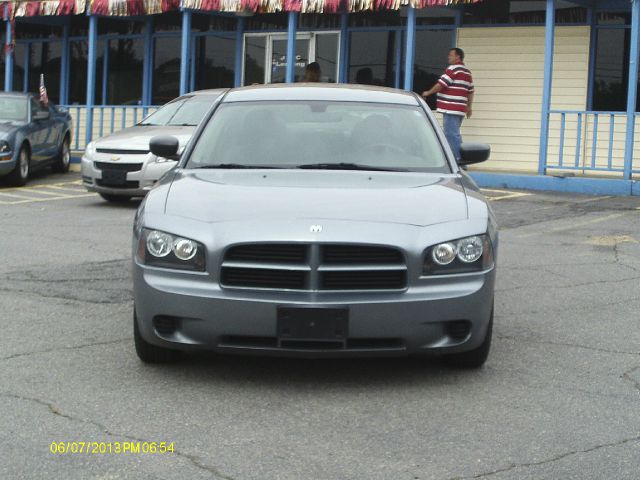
111,155,120,161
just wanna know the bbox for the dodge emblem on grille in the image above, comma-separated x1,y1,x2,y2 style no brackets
310,225,323,233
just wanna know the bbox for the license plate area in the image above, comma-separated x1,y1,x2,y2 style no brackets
101,169,127,186
277,307,348,347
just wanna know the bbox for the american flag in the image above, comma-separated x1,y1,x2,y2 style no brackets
39,74,48,106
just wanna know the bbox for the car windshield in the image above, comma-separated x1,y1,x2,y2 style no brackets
0,97,28,122
187,101,451,173
139,95,214,126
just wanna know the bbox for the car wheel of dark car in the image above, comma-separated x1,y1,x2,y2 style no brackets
134,310,182,363
441,306,493,369
7,145,30,187
99,193,132,202
52,136,71,173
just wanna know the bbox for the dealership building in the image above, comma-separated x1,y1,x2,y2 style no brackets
2,0,640,192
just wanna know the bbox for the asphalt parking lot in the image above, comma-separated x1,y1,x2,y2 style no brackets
1,171,639,480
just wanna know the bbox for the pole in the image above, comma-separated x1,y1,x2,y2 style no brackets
537,0,555,175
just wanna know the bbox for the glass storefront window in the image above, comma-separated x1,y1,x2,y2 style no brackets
107,38,144,105
194,35,235,90
68,40,105,104
592,28,630,112
349,11,405,27
12,43,26,92
153,36,181,104
315,33,339,83
28,42,62,104
402,30,453,108
348,31,397,87
244,36,266,86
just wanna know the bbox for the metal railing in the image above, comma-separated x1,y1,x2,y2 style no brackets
61,105,160,151
546,110,640,175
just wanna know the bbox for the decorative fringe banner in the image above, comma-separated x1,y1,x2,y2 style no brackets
1,0,86,17
0,0,479,17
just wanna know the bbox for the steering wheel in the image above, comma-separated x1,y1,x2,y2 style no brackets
359,143,405,155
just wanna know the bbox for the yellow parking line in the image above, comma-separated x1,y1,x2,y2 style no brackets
517,212,630,238
0,193,97,205
0,191,42,201
481,189,532,201
34,184,86,193
16,188,67,197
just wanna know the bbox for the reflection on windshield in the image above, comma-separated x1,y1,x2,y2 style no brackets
139,96,214,127
0,97,27,122
187,101,450,173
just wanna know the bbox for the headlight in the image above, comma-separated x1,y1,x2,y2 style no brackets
138,228,205,271
85,141,96,156
423,234,493,275
0,141,10,154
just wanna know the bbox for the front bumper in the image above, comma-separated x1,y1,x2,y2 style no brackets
81,154,176,197
133,262,496,358
0,152,16,176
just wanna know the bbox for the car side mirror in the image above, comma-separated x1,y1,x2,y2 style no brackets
459,142,490,166
150,135,180,161
33,110,50,121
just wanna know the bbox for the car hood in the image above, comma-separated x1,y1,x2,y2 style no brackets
93,125,196,151
0,121,20,139
164,170,468,227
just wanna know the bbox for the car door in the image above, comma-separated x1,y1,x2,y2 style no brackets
29,97,51,163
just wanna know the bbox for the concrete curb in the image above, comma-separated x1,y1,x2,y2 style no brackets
468,172,639,196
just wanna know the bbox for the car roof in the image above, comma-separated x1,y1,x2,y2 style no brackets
185,89,229,97
222,84,420,106
0,92,31,99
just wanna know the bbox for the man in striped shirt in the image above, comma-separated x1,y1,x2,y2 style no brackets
422,48,474,163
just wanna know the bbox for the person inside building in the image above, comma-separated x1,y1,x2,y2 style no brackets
302,62,321,82
421,48,474,163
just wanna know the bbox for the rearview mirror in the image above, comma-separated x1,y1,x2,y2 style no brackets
459,142,490,166
33,110,50,121
150,135,180,161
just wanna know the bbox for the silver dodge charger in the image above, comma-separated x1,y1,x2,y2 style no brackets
133,84,498,368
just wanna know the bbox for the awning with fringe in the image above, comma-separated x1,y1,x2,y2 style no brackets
2,0,480,18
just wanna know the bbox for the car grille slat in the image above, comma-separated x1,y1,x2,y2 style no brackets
96,148,149,155
225,244,307,264
222,268,307,290
95,162,143,172
322,245,403,265
221,244,407,291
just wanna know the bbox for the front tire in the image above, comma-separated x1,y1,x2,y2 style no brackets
99,193,132,202
52,136,70,173
441,308,493,369
134,311,182,364
7,146,30,186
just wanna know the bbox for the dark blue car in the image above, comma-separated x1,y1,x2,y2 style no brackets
0,92,72,186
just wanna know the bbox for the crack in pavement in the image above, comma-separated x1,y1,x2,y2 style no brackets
0,391,236,480
444,435,640,480
0,287,131,305
0,338,131,362
496,335,640,357
622,366,640,395
496,275,640,293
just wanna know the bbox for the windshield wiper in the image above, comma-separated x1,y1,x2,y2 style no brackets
169,123,199,126
193,163,283,169
297,162,406,172
138,122,160,126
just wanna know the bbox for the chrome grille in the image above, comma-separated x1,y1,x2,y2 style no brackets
221,244,407,291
